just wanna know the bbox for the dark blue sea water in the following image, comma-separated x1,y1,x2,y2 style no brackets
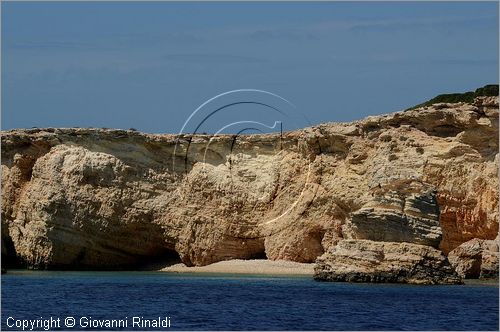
1,271,499,331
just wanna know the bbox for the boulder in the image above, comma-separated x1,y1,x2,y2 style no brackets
314,240,461,284
448,237,499,279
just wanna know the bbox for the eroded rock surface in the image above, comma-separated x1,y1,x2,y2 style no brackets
1,96,498,276
342,181,442,247
314,240,461,284
448,237,499,279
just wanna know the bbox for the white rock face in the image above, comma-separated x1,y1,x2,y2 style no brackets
1,97,498,277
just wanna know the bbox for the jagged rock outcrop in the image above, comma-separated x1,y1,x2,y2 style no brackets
342,181,442,247
448,237,499,279
315,181,461,284
314,240,461,284
1,96,498,277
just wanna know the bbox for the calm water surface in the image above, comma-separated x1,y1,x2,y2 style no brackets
1,271,498,330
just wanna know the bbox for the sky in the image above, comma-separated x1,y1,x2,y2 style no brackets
2,1,499,133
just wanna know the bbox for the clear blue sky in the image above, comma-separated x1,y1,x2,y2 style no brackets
2,1,498,133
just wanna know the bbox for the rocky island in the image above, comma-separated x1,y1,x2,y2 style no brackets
1,89,498,285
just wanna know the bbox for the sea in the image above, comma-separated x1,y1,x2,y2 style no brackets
1,271,498,331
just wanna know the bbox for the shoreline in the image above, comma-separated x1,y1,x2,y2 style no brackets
2,266,498,285
160,259,315,275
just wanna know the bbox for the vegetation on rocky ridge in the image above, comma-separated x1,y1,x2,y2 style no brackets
407,84,499,110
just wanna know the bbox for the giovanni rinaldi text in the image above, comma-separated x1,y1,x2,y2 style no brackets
6,316,172,330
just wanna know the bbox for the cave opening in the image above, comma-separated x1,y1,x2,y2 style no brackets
249,249,268,260
134,248,182,271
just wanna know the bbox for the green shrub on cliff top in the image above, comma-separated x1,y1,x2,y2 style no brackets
475,84,499,97
407,84,499,110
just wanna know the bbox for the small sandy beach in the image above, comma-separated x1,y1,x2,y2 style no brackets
161,259,315,275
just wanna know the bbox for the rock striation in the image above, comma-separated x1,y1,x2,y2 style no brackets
314,240,461,284
1,95,498,283
342,181,442,247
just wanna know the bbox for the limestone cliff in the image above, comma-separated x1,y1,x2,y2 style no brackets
1,96,498,281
